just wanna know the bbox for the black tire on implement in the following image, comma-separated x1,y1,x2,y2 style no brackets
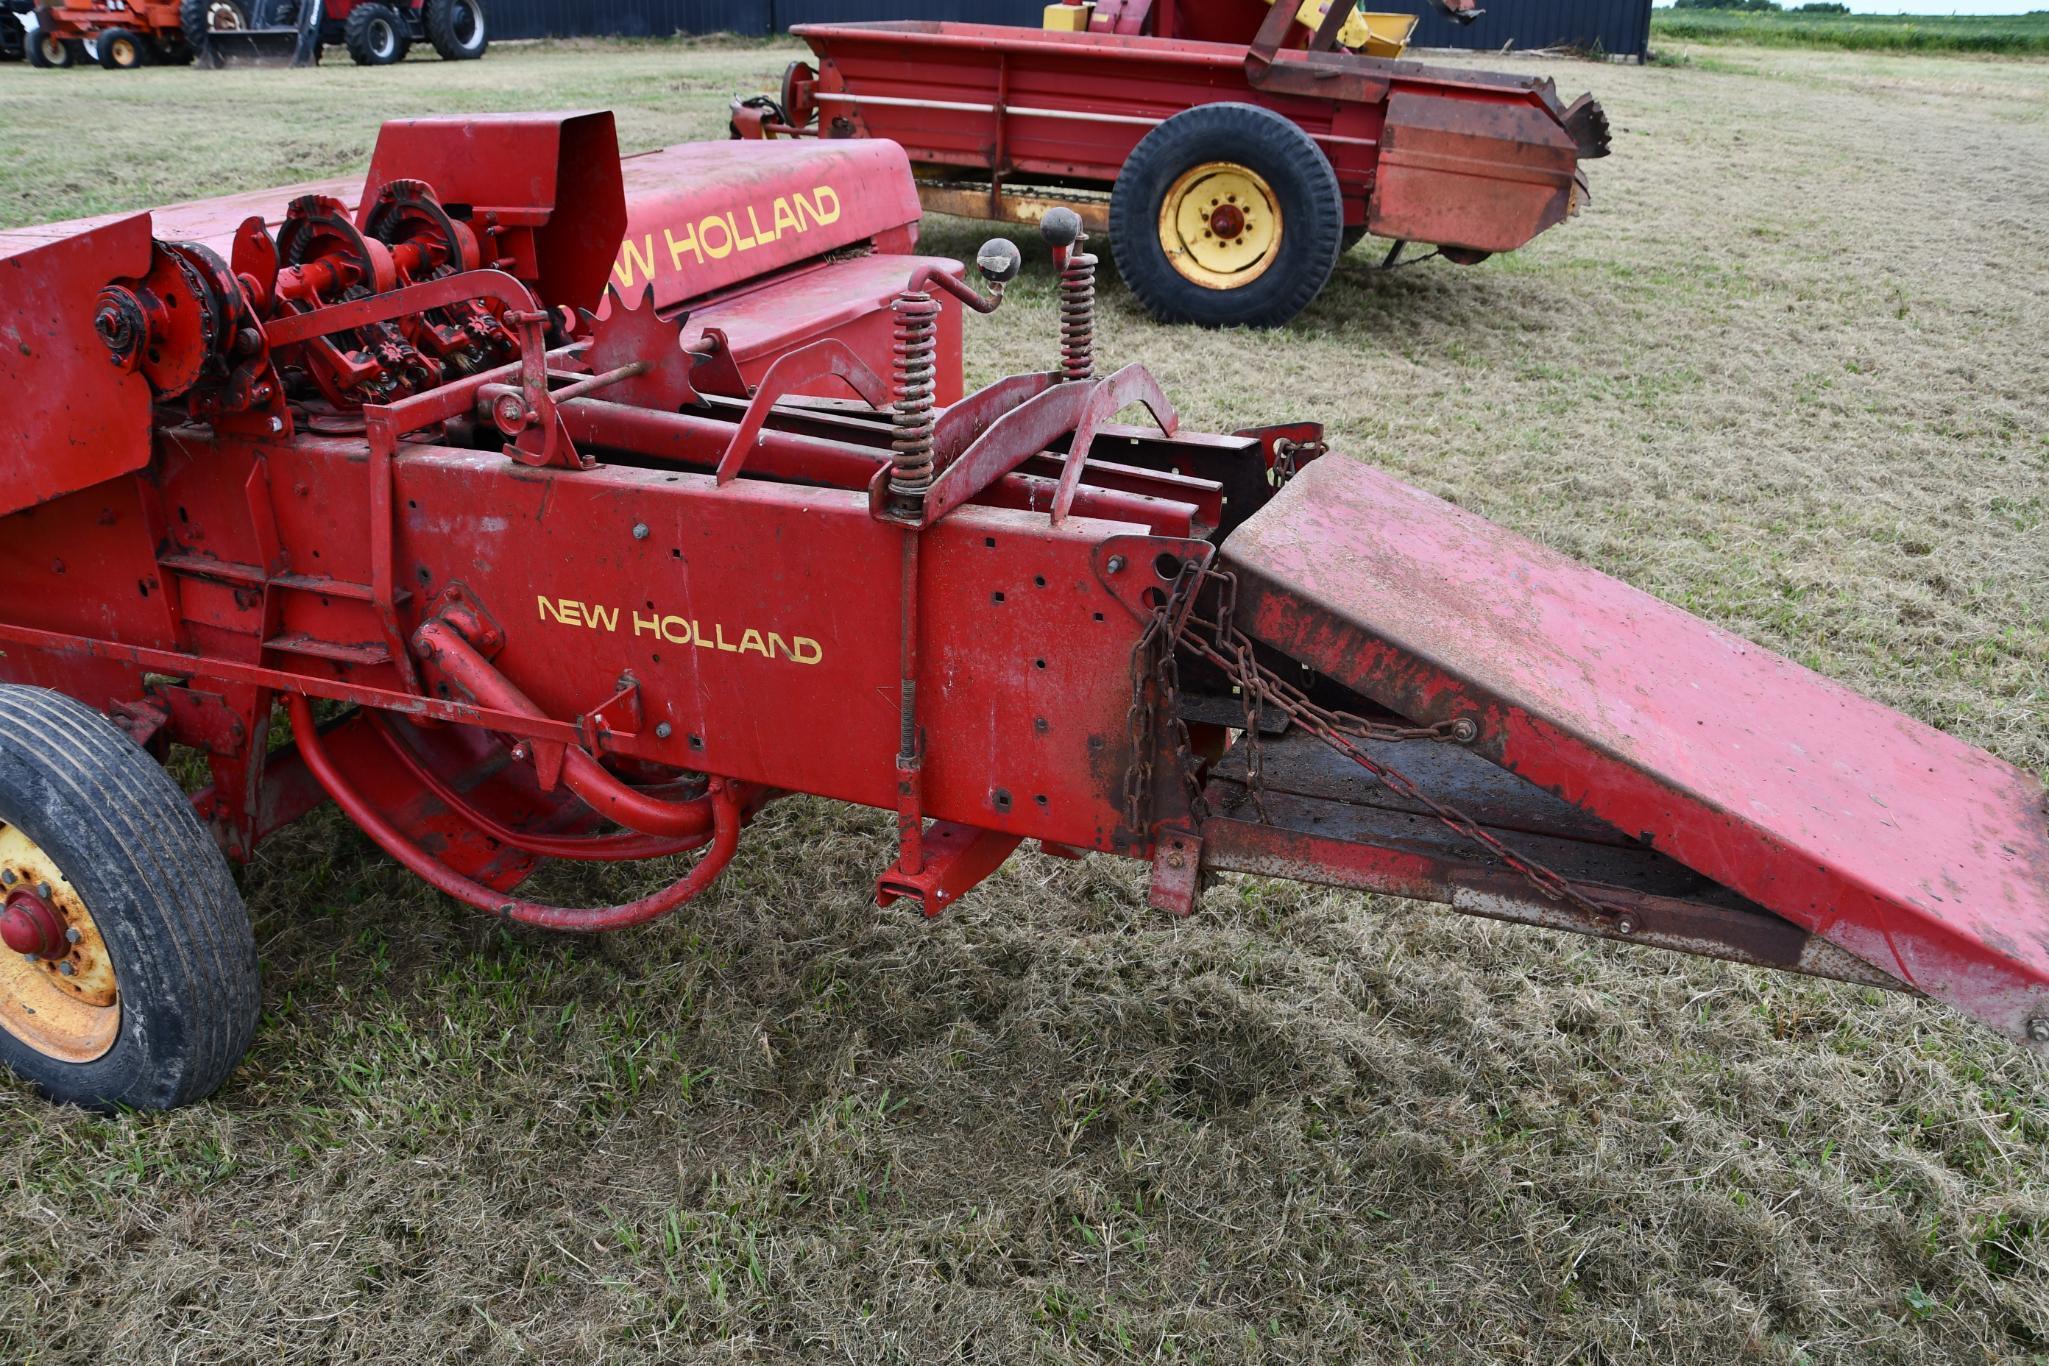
0,686,259,1111
424,0,484,60
95,25,150,68
178,0,239,64
26,28,77,67
344,1,407,64
1109,101,1344,329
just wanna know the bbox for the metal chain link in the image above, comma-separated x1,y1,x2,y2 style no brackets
1126,559,1620,925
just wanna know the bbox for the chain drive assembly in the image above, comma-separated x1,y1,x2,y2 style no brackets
1126,558,1624,926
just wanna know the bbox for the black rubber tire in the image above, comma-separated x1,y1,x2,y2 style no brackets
0,687,258,1111
423,0,483,60
1108,102,1343,329
95,25,150,68
26,29,76,67
344,1,407,64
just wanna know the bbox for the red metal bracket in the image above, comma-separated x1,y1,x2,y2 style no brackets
716,340,891,484
876,821,1025,917
908,363,1177,527
579,673,644,751
1146,825,1205,916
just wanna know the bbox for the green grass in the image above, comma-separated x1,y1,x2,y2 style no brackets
2,34,2048,1366
1653,8,2049,55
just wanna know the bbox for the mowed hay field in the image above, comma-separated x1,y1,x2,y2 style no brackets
2,35,2047,1365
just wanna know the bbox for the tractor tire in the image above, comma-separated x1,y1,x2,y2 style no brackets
344,2,408,64
423,0,484,60
95,26,151,68
26,29,79,67
180,0,245,63
0,687,259,1112
1108,102,1343,329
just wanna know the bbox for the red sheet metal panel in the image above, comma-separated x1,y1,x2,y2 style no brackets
0,216,156,519
1368,90,1577,252
360,112,629,316
1222,456,2049,1046
608,139,924,313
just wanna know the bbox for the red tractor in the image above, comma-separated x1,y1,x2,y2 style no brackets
20,0,484,69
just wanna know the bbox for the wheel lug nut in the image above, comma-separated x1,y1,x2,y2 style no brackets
65,927,81,944
36,882,51,899
57,961,74,976
1,870,14,886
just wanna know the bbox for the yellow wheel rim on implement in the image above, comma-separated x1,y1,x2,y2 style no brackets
0,823,120,1064
108,35,143,67
1157,161,1283,291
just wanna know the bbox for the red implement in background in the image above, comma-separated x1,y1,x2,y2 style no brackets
735,0,1609,327
0,111,2042,1116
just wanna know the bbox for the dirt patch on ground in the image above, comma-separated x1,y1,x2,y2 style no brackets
1,37,2045,1365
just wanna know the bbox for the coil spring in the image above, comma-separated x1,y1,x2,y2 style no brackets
889,290,941,498
1058,242,1097,383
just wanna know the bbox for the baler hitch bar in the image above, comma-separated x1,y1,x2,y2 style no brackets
0,112,2044,1111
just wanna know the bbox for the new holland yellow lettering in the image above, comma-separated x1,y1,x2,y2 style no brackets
725,210,758,252
633,610,662,637
772,196,802,238
792,637,822,665
613,234,657,291
811,185,841,225
585,603,620,633
664,222,703,271
698,215,733,260
739,628,767,657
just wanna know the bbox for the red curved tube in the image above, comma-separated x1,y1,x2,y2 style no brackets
411,617,720,839
288,694,743,932
367,714,711,862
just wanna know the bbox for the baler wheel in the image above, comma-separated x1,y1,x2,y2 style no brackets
0,687,258,1111
26,30,78,67
344,1,408,64
95,26,151,68
424,0,485,60
1109,102,1342,329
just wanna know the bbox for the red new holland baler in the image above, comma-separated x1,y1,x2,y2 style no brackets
0,112,2044,1112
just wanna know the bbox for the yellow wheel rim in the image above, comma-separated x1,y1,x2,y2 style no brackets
112,38,140,66
0,824,119,1064
1157,161,1283,291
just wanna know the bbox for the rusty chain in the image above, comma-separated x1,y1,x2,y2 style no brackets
1125,557,1622,926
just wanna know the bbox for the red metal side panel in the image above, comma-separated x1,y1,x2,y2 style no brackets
609,139,925,312
359,112,628,315
387,451,1146,852
1367,90,1576,253
0,216,156,519
1222,456,2049,1047
800,21,1350,190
